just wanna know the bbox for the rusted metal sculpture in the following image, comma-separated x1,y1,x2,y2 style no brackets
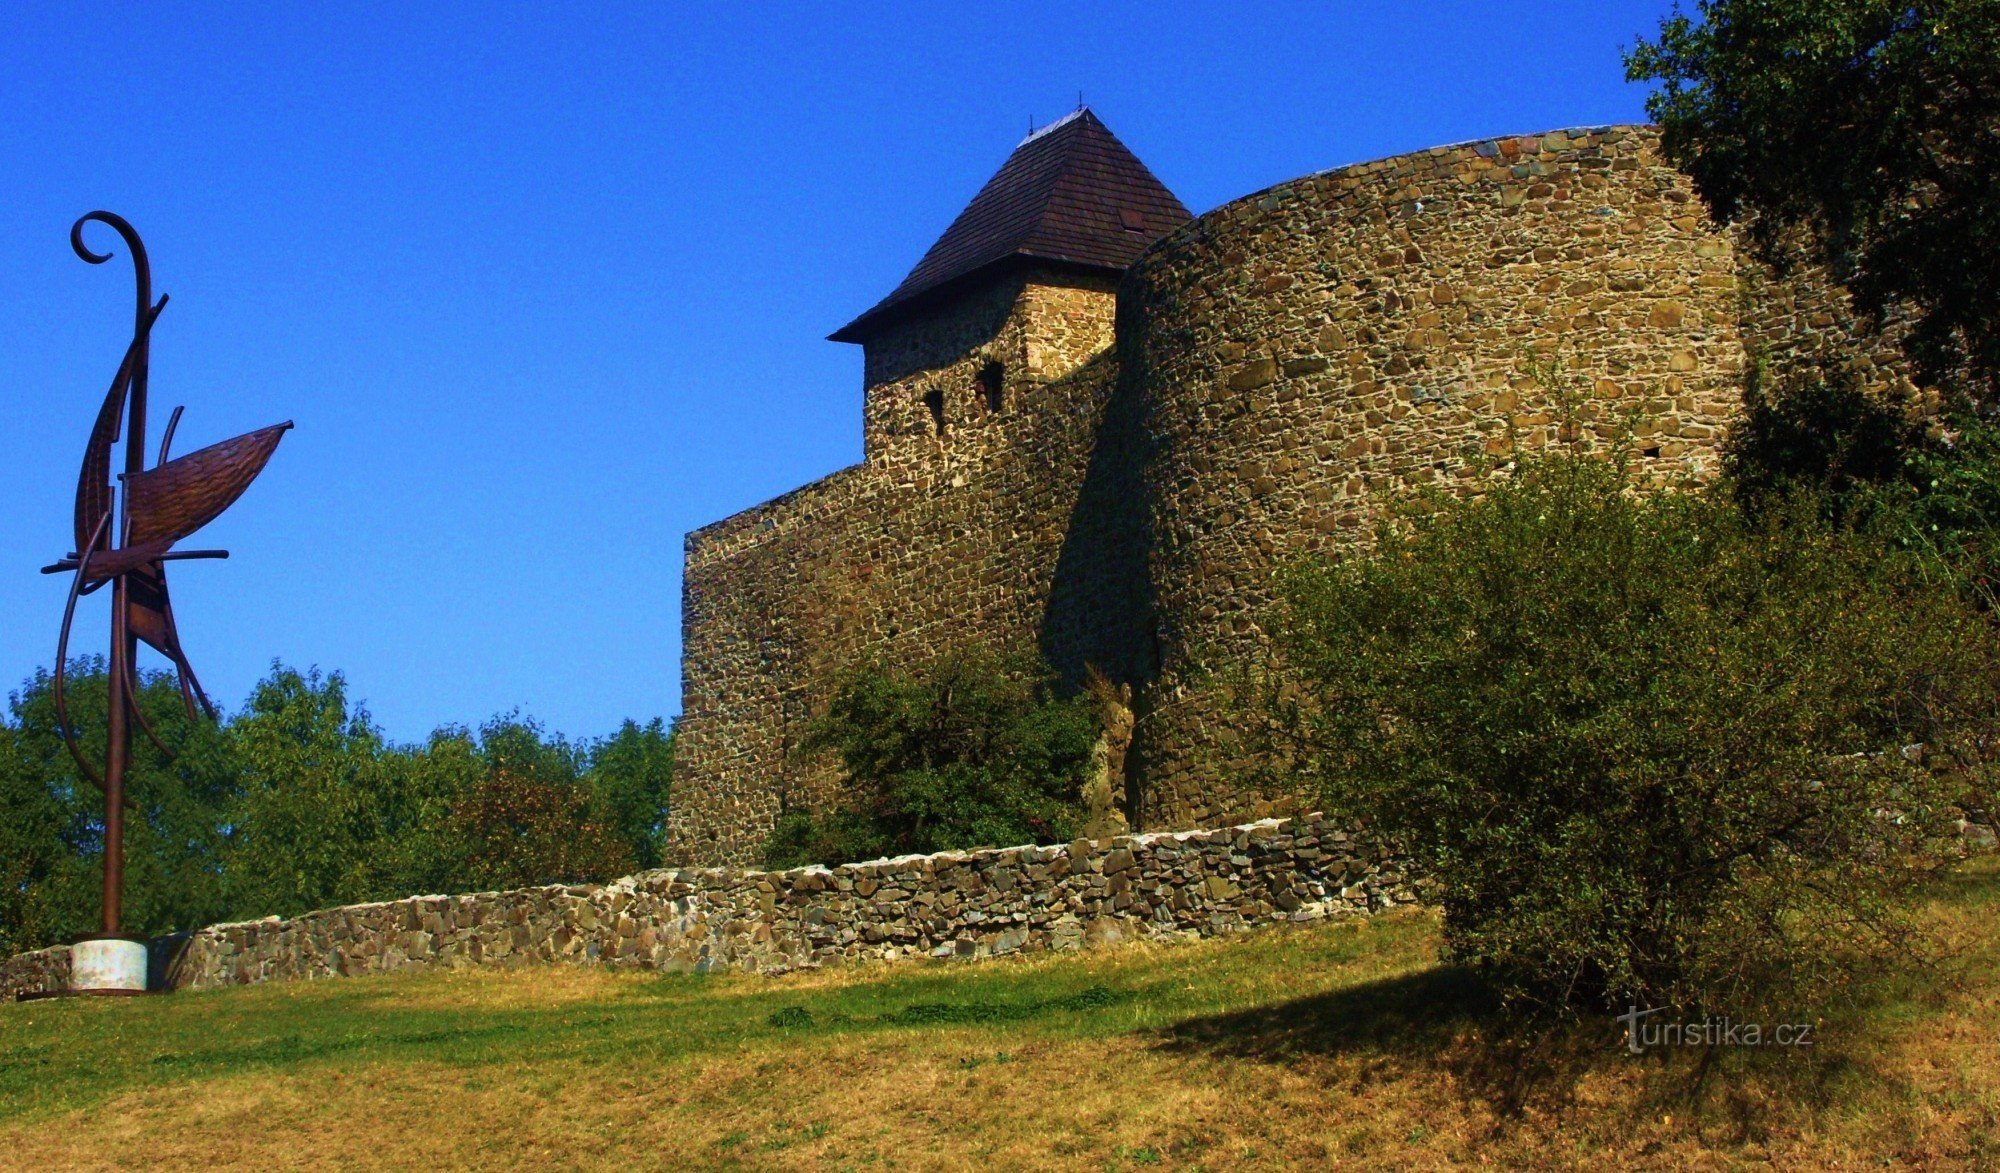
42,212,290,981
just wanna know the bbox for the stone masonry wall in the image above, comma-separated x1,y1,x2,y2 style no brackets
1120,125,1780,828
2,814,1409,999
673,124,1910,864
672,266,1143,866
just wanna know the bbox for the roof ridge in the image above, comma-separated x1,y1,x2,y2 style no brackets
831,110,1190,342
1017,107,1088,147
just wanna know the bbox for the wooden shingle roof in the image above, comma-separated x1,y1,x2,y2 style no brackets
830,109,1191,343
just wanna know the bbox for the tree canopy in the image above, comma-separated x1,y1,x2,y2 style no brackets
0,663,674,956
1628,0,2000,397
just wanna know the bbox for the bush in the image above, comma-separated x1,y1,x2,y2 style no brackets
1269,454,2000,1015
1726,371,2000,598
766,650,1098,868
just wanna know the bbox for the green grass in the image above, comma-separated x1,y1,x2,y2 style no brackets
3,867,1996,1169
0,907,1426,1124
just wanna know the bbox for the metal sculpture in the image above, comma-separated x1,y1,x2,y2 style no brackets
42,212,290,987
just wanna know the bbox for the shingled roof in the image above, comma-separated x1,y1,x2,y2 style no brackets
830,108,1192,343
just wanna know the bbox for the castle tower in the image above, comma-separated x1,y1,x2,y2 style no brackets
671,111,1187,865
829,108,1190,463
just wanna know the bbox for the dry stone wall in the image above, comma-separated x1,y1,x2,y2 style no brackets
2,814,1408,999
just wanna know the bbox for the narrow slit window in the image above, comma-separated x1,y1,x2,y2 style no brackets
922,387,945,435
978,361,1005,413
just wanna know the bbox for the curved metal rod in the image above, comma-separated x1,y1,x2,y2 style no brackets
172,631,218,722
157,404,184,467
53,509,112,794
174,662,200,723
70,211,152,337
125,654,173,761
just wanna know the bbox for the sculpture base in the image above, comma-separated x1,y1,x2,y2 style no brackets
69,935,149,994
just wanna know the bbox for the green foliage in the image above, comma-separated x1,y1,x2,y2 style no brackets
767,650,1097,868
1726,370,1919,515
0,662,675,951
444,716,635,890
1726,371,2000,597
585,718,676,870
225,667,399,919
1,661,238,953
1627,0,2000,396
1269,454,2000,1015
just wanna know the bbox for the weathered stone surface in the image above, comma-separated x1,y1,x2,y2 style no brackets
1117,125,1911,828
664,125,1916,866
0,814,1407,999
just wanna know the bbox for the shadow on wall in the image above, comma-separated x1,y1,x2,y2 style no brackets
1038,336,1162,824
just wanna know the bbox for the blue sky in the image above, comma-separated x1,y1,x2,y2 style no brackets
0,2,1672,745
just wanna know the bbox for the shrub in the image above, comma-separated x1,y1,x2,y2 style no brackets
766,650,1097,868
1269,454,2000,1015
1726,370,2000,599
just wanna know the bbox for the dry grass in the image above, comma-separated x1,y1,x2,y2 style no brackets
4,866,1998,1170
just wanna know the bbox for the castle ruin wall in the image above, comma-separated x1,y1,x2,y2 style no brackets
673,124,1908,865
672,267,1142,866
5,814,1406,998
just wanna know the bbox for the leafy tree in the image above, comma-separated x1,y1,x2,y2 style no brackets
768,650,1097,868
1269,455,2000,1015
584,718,676,870
448,720,634,890
223,666,397,919
1627,0,2000,396
0,710,90,957
2,662,237,946
369,726,487,898
0,659,673,949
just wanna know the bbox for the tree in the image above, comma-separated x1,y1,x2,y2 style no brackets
2,662,237,946
1270,455,2000,1015
223,666,399,919
0,711,90,957
768,650,1098,867
447,716,633,889
0,659,673,949
1627,0,2000,397
584,718,676,870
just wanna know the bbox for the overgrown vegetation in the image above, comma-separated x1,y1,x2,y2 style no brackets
1265,453,2000,1018
0,663,674,955
1628,0,2000,398
1728,367,2000,599
765,649,1097,868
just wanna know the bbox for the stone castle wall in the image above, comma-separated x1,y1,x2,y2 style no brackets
672,266,1148,866
674,124,1906,864
4,814,1406,999
1120,126,1749,825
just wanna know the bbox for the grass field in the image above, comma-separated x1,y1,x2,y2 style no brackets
4,865,1998,1170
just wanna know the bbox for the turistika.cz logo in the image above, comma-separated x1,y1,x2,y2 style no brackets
1617,1006,1817,1054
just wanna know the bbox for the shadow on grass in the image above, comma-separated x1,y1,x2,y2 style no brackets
1151,963,1615,1116
1155,942,1972,1146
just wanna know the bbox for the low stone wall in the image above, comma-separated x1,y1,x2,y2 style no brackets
0,941,69,999
2,814,1411,999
